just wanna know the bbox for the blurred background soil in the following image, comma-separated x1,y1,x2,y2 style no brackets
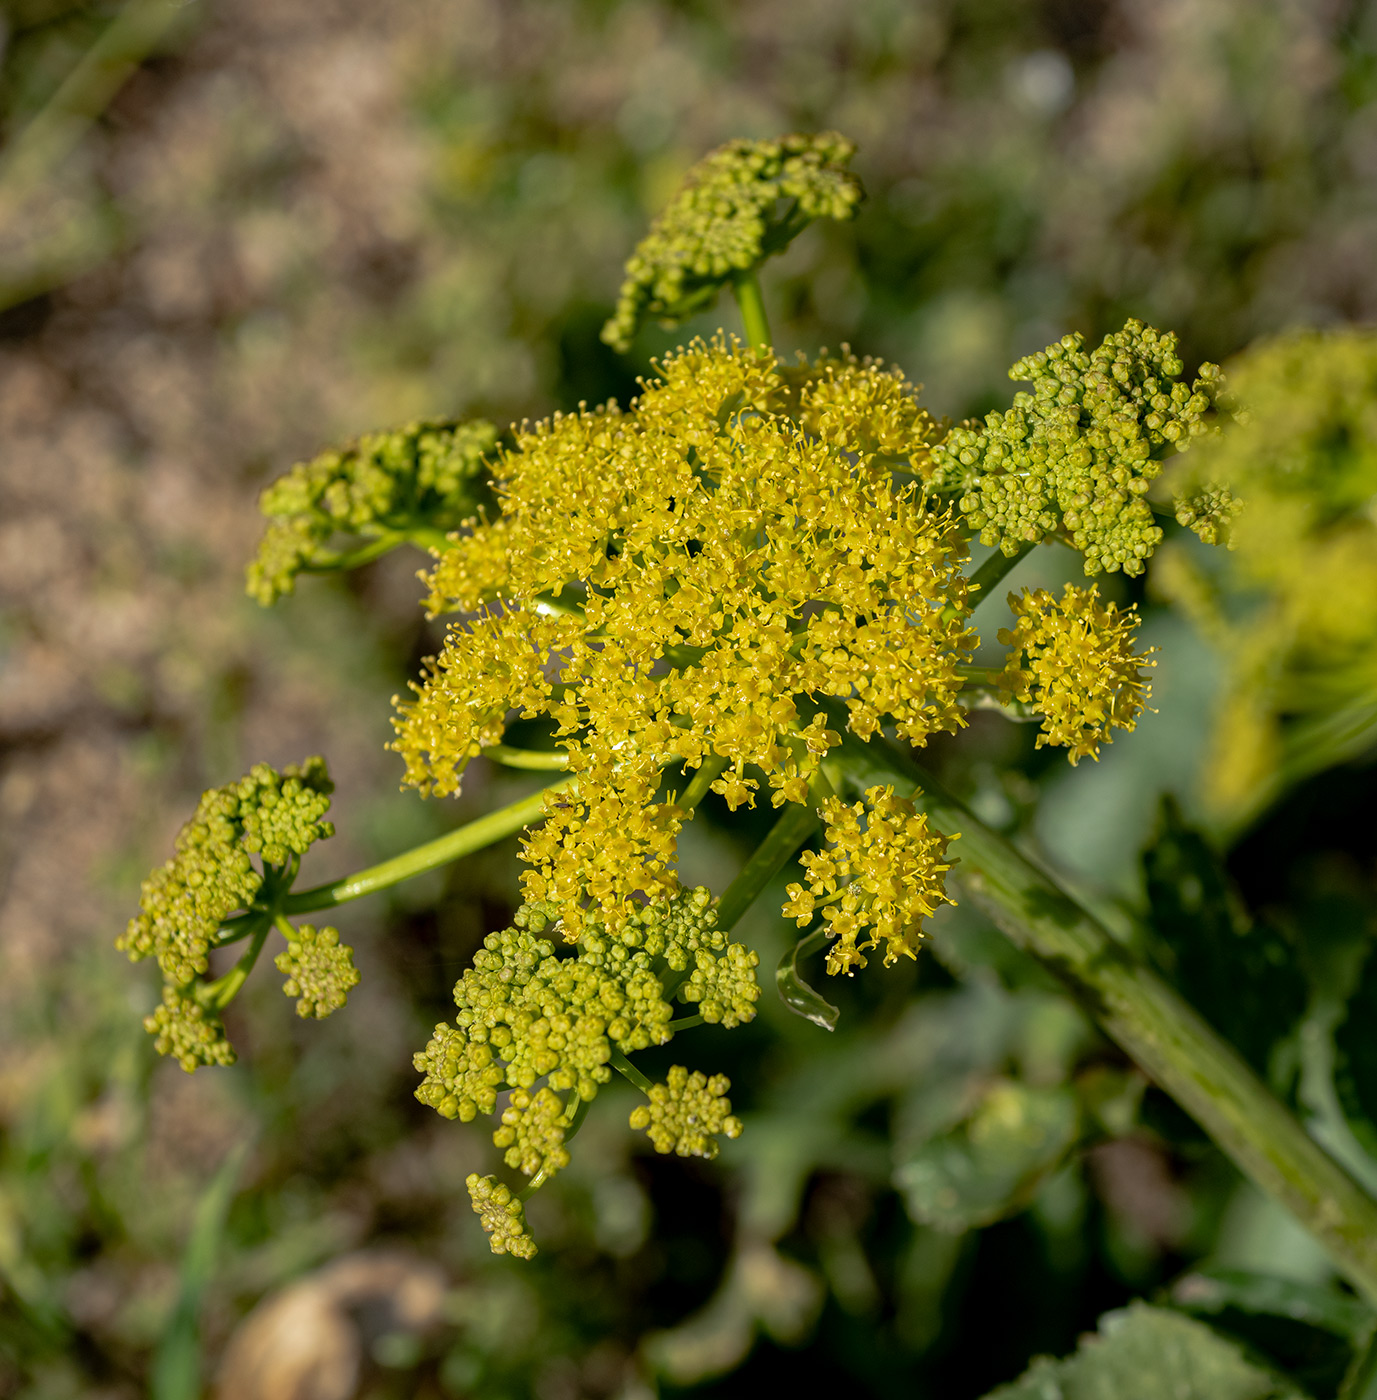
1,1,1376,1397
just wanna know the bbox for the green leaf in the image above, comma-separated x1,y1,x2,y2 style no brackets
1143,796,1305,1077
775,924,839,1031
984,1302,1304,1400
1167,1268,1371,1398
894,1078,1078,1231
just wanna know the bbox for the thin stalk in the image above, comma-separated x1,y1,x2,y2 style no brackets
677,754,729,813
482,745,571,771
832,728,1377,1304
609,1048,656,1095
666,1014,705,1032
715,799,820,933
732,271,773,352
966,541,1036,608
199,919,271,1011
301,532,407,573
284,776,575,914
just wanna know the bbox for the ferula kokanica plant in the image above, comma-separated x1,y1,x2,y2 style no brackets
122,135,1377,1299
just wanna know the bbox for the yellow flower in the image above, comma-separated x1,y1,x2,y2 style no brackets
784,785,957,976
997,585,1155,764
395,339,974,938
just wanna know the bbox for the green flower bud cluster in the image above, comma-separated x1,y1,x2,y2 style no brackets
274,924,359,1019
415,887,760,1253
120,758,334,1070
246,418,498,605
121,758,334,987
658,889,760,1026
628,1066,743,1160
1173,484,1242,547
601,133,862,353
930,321,1223,576
145,985,237,1073
494,1086,571,1177
465,1174,538,1260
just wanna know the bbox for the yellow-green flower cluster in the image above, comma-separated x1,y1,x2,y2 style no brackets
1173,484,1242,547
783,785,957,976
396,338,974,939
466,1174,538,1260
274,924,359,1019
144,985,237,1073
121,758,334,982
628,1066,743,1159
246,419,497,605
997,585,1155,764
601,133,862,352
931,321,1223,576
119,758,335,1069
1157,327,1377,816
414,888,758,1187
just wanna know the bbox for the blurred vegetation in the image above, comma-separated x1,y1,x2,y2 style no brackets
1,1,1377,1397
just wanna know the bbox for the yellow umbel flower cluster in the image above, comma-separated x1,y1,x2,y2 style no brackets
396,338,973,939
997,585,1155,764
783,785,957,976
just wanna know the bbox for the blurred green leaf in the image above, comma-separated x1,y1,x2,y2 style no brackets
1144,796,1305,1077
150,1141,250,1400
894,1078,1078,1231
1167,1267,1372,1398
984,1302,1304,1399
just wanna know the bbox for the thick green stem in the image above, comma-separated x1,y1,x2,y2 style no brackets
965,540,1036,609
732,271,773,352
714,800,820,933
832,729,1377,1304
284,776,575,914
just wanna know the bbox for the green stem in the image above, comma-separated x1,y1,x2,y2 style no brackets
609,1048,656,1096
666,1014,705,1032
832,729,1377,1304
517,1097,594,1203
302,531,407,573
482,745,571,771
966,540,1036,608
284,776,575,914
732,271,773,352
199,918,271,1011
677,754,729,813
714,799,820,934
